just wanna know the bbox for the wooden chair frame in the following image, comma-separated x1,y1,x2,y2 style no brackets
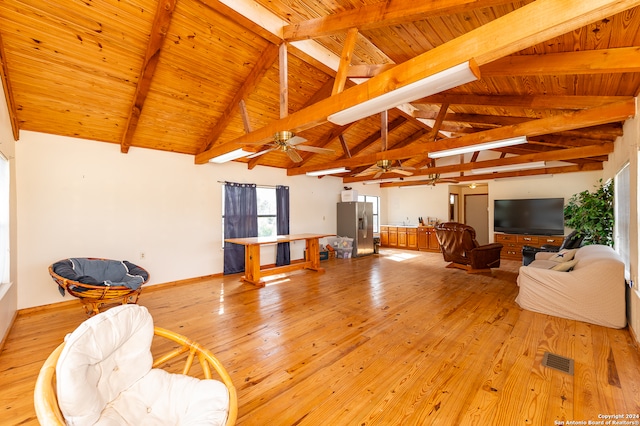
48,259,149,316
34,326,238,425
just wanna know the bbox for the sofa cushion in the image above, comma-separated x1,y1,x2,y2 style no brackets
550,258,579,271
528,259,559,269
548,248,578,262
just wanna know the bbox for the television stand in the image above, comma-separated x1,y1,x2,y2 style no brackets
495,232,565,261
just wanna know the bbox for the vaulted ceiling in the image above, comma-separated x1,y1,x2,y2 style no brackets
0,0,639,186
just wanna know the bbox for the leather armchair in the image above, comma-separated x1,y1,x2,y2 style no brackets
434,222,503,273
521,230,584,266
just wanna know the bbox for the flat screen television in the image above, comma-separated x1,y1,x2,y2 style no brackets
494,198,565,235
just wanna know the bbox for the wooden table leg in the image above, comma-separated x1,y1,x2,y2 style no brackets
244,244,262,285
305,237,324,272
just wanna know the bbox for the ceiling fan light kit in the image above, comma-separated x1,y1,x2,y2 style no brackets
209,148,253,163
327,60,480,126
428,136,528,158
377,159,392,168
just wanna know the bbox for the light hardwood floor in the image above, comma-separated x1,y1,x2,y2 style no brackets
2,249,640,425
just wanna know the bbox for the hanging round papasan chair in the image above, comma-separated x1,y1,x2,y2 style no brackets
49,257,150,316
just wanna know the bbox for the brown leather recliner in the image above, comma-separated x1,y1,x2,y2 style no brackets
434,222,503,273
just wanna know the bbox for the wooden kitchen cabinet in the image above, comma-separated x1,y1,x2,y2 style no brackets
380,226,437,251
379,226,389,246
428,229,440,251
415,226,440,252
407,228,417,249
388,227,398,247
398,228,407,247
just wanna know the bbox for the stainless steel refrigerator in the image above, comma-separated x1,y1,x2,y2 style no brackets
337,202,374,257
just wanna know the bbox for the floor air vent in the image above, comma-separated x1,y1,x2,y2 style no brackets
542,352,574,375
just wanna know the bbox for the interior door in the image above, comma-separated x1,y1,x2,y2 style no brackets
465,194,489,245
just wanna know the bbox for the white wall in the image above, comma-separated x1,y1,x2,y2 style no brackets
379,184,450,226
16,132,345,309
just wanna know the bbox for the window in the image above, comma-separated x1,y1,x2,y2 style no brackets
256,187,277,238
358,195,380,233
221,185,278,243
614,162,630,281
0,153,8,284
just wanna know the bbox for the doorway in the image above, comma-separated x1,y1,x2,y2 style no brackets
449,193,459,222
465,194,489,245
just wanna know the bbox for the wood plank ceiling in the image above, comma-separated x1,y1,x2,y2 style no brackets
0,0,639,186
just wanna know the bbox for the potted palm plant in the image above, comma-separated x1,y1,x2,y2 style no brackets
563,179,614,246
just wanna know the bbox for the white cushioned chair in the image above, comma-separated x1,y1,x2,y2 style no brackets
34,304,237,425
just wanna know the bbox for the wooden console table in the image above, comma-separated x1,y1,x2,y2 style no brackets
224,233,334,287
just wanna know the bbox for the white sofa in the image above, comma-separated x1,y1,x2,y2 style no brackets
516,244,626,329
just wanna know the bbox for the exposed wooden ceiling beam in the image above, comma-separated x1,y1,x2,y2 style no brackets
347,64,396,78
282,0,514,41
341,116,407,160
379,162,604,187
289,98,634,175
344,143,613,183
121,0,176,154
280,43,288,119
197,0,640,164
481,47,640,77
412,112,623,140
416,94,634,110
426,103,449,141
333,28,359,95
349,47,640,81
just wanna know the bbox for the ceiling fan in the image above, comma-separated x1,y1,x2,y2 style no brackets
356,159,415,179
355,110,416,179
424,173,459,186
247,131,334,163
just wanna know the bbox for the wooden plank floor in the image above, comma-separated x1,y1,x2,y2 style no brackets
2,249,640,425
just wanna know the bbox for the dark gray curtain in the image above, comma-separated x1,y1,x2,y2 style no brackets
224,182,258,275
276,185,290,266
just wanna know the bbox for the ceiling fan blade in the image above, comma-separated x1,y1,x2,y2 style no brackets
246,147,276,158
295,145,335,154
373,171,383,179
287,136,307,146
354,164,380,177
286,148,303,163
392,169,414,176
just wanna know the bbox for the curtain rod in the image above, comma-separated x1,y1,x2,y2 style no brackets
217,181,287,189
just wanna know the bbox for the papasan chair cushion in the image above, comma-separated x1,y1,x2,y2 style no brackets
55,305,230,425
52,258,149,295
